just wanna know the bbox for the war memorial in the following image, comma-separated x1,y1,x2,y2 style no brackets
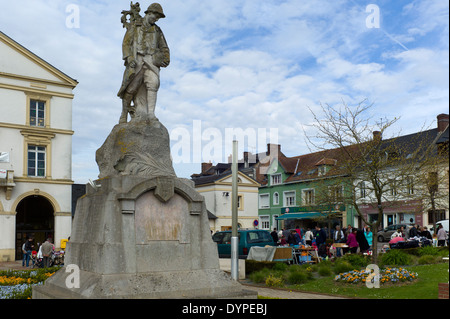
33,2,256,299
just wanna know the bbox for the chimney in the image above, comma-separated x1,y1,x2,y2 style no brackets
201,162,212,174
267,143,281,157
243,151,249,168
437,114,449,133
373,131,382,141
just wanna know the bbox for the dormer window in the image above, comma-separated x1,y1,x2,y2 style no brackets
318,165,328,176
271,173,281,185
315,158,336,176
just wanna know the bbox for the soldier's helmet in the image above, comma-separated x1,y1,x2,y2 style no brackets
145,3,165,18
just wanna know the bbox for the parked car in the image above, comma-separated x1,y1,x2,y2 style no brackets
377,224,413,242
212,229,275,258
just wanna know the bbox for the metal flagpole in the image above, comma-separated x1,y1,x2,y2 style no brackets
231,140,239,280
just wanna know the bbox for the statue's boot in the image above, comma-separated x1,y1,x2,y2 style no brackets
119,92,133,124
147,89,157,119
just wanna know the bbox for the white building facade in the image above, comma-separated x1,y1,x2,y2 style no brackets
195,171,260,232
0,32,77,261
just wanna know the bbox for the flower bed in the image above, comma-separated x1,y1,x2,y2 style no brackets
334,267,418,285
0,268,57,299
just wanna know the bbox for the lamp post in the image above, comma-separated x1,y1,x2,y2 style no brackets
231,140,239,280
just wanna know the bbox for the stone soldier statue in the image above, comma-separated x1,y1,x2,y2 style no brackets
118,3,170,123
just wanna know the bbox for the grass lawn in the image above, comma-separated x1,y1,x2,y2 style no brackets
287,263,448,299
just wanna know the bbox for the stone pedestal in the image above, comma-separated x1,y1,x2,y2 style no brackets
33,176,255,299
33,112,255,299
95,117,176,179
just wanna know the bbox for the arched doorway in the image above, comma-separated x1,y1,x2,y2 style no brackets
15,195,54,260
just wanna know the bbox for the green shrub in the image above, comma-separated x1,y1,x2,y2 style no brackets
273,262,289,271
399,248,421,256
340,254,370,268
318,265,333,277
248,268,271,283
333,261,354,275
288,265,303,272
302,264,318,273
286,270,309,284
418,246,440,256
319,259,332,268
437,246,449,257
381,250,411,266
418,255,438,265
245,260,276,275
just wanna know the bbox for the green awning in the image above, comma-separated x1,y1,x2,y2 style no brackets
275,212,322,220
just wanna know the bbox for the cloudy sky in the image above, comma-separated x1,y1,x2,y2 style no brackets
1,0,448,183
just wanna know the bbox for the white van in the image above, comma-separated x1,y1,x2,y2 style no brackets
430,220,449,236
436,220,449,232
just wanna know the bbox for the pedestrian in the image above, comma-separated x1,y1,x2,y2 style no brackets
278,228,283,239
295,225,302,241
23,237,33,267
21,241,27,267
287,230,298,246
279,235,287,246
364,227,373,248
344,224,353,240
37,243,43,268
304,228,314,246
409,224,418,238
41,238,53,268
356,229,370,253
315,225,327,249
420,226,432,240
334,225,345,257
271,228,279,245
346,229,359,254
334,225,345,243
437,224,447,247
399,226,406,238
391,228,403,240
294,230,301,245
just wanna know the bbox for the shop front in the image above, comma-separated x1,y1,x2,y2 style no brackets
359,200,423,230
276,204,345,231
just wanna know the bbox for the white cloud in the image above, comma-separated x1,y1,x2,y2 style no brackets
1,0,448,183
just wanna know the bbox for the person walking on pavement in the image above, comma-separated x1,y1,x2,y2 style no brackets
271,228,279,245
437,224,447,247
287,230,297,246
356,229,370,253
23,238,33,267
347,228,359,254
304,228,314,246
22,241,27,267
41,238,53,268
315,225,327,250
364,227,373,249
334,225,345,257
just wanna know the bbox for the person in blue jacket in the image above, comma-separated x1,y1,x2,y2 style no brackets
364,227,373,249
